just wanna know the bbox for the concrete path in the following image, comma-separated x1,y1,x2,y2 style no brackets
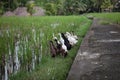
67,18,120,80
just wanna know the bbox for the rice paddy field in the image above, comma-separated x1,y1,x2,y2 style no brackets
0,12,120,80
0,16,92,80
88,12,120,24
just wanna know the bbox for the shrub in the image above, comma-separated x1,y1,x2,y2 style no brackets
63,0,87,15
44,3,57,15
0,2,5,15
26,1,35,15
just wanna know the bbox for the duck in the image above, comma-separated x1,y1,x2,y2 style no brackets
61,33,72,50
65,32,78,46
53,33,61,54
71,31,78,40
54,38,67,57
52,33,57,40
54,37,62,54
58,33,65,44
49,40,57,57
58,33,67,51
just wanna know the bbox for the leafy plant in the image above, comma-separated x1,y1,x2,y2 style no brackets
45,3,57,15
26,1,35,15
101,0,113,11
64,0,87,15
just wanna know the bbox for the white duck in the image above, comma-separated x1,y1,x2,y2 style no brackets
65,32,78,46
53,33,56,39
53,33,61,44
58,33,68,52
71,31,78,40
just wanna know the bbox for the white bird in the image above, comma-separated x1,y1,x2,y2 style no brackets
71,31,78,40
52,33,57,40
65,32,78,46
53,33,61,44
58,33,65,44
58,33,68,52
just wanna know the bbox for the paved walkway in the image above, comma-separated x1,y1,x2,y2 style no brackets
67,18,120,80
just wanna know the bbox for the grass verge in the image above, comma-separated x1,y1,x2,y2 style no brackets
87,12,120,24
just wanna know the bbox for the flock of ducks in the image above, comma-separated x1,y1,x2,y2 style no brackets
49,32,78,57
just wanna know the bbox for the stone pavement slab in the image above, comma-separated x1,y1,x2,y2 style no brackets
66,18,120,80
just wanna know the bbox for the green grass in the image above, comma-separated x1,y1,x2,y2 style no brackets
1,13,120,80
87,12,120,24
100,20,111,25
0,16,92,80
